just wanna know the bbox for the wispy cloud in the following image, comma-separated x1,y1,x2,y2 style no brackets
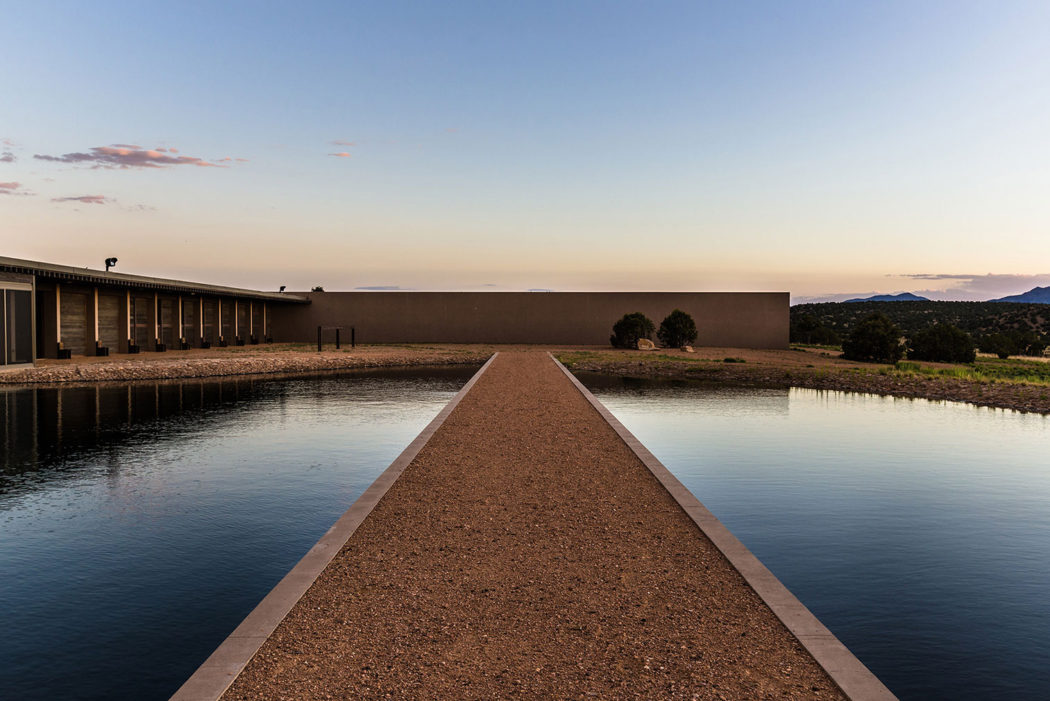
0,181,32,196
331,139,356,146
329,151,352,158
52,194,108,205
1,138,14,147
0,152,15,163
34,144,234,169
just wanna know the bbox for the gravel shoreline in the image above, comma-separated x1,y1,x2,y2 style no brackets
222,352,843,700
559,351,1050,415
9,344,1044,416
0,345,491,386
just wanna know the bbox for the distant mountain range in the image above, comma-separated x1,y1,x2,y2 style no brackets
989,286,1050,304
844,292,930,303
809,286,1050,305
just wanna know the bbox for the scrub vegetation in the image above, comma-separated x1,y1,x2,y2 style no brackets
657,309,698,348
791,300,1050,357
609,312,655,348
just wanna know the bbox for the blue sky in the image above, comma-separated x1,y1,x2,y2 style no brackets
3,1,1050,300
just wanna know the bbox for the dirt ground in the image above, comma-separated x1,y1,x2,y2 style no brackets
0,343,494,385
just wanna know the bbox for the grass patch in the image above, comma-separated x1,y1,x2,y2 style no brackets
790,343,843,352
892,358,1050,385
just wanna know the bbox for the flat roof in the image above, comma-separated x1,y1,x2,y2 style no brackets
0,256,308,303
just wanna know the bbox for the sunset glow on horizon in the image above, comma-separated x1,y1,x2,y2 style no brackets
4,1,1050,302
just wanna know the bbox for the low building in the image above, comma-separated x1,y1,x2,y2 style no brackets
0,256,307,365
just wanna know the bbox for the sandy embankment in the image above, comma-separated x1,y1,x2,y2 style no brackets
0,344,492,385
560,346,1050,415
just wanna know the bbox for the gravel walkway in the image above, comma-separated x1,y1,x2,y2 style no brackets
222,351,843,700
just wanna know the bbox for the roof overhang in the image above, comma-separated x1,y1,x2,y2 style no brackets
0,256,309,304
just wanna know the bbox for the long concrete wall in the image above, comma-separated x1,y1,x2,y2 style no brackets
269,292,788,348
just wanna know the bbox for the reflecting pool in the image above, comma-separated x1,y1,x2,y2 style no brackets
577,373,1050,701
0,366,479,700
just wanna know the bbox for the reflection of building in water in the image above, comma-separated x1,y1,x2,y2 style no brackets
578,373,792,417
0,378,271,482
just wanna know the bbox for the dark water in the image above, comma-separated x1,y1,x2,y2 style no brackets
0,366,479,701
577,373,1050,701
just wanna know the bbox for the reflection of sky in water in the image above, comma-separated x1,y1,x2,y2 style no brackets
0,367,477,701
580,374,1050,701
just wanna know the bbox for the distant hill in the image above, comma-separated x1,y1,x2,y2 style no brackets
844,292,930,303
990,286,1050,304
791,300,1050,340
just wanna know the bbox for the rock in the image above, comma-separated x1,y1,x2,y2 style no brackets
681,346,694,353
637,338,655,350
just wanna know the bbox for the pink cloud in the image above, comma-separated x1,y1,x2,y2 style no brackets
1,138,14,147
34,144,234,169
0,181,24,193
329,151,352,158
236,157,249,162
52,194,108,204
0,152,14,163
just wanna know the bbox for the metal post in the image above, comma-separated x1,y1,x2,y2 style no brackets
351,326,355,348
317,326,322,352
336,328,340,349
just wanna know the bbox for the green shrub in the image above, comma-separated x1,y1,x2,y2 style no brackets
842,312,904,363
657,309,698,348
610,312,655,349
907,324,976,363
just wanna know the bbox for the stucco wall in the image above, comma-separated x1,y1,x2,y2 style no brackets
269,292,788,348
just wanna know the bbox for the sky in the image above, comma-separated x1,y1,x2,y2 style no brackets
3,1,1050,301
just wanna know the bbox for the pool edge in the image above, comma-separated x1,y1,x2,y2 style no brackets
169,353,499,701
550,353,897,701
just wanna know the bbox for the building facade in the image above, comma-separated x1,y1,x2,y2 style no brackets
0,256,789,365
0,257,306,364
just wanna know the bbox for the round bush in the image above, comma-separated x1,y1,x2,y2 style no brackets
610,312,655,349
842,312,904,363
908,324,976,363
657,309,698,348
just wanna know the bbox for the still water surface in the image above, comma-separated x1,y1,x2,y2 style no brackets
0,367,478,700
577,373,1050,701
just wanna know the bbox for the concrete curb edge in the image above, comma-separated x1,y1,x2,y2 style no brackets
170,353,500,701
550,353,897,701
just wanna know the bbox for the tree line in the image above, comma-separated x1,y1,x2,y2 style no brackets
795,310,1048,363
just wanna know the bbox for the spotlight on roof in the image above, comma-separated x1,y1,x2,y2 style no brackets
105,257,118,272
279,285,286,293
